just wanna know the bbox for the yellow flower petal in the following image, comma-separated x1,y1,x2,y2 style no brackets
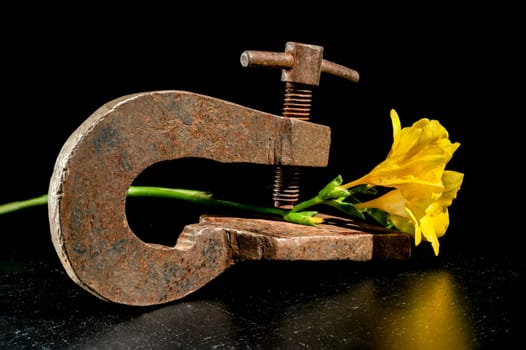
405,206,422,246
420,214,440,255
355,189,407,217
390,108,402,150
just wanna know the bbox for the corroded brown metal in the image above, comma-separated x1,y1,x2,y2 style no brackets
199,215,411,262
48,90,330,306
240,42,360,86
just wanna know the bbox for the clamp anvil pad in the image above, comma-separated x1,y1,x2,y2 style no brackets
48,45,411,307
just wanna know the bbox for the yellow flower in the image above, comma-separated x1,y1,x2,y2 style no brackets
343,109,463,255
355,170,464,255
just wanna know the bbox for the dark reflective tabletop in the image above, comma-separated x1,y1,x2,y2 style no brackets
2,243,523,349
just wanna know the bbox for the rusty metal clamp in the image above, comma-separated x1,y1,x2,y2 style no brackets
48,44,411,307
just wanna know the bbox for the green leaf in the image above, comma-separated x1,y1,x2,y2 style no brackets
318,175,350,200
324,199,366,221
364,208,396,229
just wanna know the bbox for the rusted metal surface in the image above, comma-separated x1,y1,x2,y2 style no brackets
199,215,411,262
48,90,330,306
240,41,360,85
48,89,410,307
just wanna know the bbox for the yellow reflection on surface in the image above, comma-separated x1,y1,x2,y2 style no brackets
378,271,472,350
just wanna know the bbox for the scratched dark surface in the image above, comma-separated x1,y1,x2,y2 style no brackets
1,5,522,349
1,250,523,348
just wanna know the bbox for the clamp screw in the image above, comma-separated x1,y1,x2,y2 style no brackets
241,42,359,209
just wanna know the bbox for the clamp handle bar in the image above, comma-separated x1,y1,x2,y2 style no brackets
240,42,359,86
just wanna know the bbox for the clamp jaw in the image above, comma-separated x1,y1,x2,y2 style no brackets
48,43,411,306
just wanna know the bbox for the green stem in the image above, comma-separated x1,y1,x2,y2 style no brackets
290,196,324,213
0,194,49,215
128,186,287,217
1,186,287,219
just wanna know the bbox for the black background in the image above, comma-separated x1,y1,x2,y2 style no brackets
1,5,521,261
